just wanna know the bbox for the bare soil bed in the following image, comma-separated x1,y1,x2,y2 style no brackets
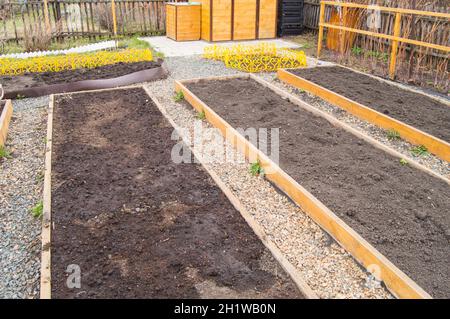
0,61,161,93
50,88,303,299
185,77,450,298
288,66,450,143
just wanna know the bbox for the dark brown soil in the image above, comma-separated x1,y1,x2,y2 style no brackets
288,66,450,143
0,61,161,92
51,88,303,299
186,77,450,299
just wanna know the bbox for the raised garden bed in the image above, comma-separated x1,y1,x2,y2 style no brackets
278,66,450,162
177,75,450,299
2,61,167,99
43,87,307,299
0,99,13,147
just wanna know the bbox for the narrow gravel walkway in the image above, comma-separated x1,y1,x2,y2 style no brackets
0,97,47,298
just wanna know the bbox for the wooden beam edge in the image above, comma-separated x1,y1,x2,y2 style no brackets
144,86,319,299
52,84,145,98
0,99,13,147
40,94,54,299
278,69,450,164
175,76,433,299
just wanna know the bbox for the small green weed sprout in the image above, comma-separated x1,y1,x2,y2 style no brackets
411,145,428,157
352,46,363,56
173,91,184,102
197,110,206,120
0,146,12,159
30,201,43,219
250,160,264,177
36,171,45,183
386,129,401,141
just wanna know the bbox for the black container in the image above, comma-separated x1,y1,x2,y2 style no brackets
277,0,304,37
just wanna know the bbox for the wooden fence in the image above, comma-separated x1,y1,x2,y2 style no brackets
0,0,175,42
303,1,449,63
303,0,449,30
316,1,450,80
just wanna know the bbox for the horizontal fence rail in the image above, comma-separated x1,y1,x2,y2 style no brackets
303,1,450,29
0,0,178,43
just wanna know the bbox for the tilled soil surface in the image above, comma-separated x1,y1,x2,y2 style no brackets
288,66,450,143
51,88,303,299
186,77,450,298
0,61,161,92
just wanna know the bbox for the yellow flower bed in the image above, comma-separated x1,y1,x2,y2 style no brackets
0,48,153,76
203,43,307,73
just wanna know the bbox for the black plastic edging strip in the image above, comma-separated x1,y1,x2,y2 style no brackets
4,65,168,99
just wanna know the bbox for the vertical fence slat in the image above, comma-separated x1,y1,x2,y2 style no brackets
89,1,95,37
118,1,125,35
83,1,91,38
141,2,148,33
79,1,85,36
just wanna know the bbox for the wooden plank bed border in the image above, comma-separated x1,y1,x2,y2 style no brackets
40,95,53,299
39,86,318,299
175,74,441,299
277,68,450,163
0,99,13,147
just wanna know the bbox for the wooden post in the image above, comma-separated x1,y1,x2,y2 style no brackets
317,2,326,58
42,0,51,32
389,12,402,80
111,0,118,37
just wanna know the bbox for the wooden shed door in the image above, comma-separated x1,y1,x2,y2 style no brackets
258,0,277,39
233,0,257,40
212,0,233,41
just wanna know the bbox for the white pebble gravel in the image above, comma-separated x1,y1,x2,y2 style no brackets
0,97,47,298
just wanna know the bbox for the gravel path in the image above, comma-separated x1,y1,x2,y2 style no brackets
146,55,393,299
0,97,47,298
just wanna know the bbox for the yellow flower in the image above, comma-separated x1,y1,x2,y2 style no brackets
0,49,153,76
